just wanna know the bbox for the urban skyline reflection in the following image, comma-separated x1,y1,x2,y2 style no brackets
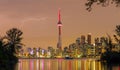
17,59,120,70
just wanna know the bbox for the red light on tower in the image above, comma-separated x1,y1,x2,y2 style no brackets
58,8,61,21
57,9,62,27
57,9,62,50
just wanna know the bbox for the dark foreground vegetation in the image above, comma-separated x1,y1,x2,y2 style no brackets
85,0,120,11
101,51,120,63
101,25,120,63
0,28,23,70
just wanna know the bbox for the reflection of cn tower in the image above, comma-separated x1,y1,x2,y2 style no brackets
57,9,62,50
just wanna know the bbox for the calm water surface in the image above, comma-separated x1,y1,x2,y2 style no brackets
15,59,120,70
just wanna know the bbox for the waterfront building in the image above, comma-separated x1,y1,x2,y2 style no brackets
76,37,80,46
95,38,100,46
47,50,51,58
81,35,86,45
87,33,92,45
55,48,62,58
47,46,55,58
36,48,40,57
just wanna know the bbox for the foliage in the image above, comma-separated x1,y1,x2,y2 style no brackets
0,28,23,70
115,25,120,36
5,28,23,54
101,25,120,62
101,51,120,63
114,25,120,43
85,0,120,11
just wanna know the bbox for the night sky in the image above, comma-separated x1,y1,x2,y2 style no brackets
0,0,120,49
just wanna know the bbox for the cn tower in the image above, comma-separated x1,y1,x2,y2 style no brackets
57,9,62,50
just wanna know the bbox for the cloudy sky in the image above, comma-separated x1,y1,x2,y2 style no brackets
0,0,120,49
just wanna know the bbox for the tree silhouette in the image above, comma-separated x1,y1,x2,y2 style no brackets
115,25,120,36
0,36,15,70
0,37,4,59
0,28,24,70
5,28,23,54
114,25,120,43
85,0,120,11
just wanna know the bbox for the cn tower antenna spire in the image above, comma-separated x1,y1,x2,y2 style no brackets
58,8,61,21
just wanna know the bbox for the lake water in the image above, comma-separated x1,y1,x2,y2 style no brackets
15,59,120,70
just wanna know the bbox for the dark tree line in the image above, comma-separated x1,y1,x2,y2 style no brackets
101,25,120,63
0,28,23,69
85,0,120,11
114,25,120,44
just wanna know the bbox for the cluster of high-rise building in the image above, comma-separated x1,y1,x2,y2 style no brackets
17,33,120,59
17,9,120,59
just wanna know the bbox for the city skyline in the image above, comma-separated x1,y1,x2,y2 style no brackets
0,0,120,49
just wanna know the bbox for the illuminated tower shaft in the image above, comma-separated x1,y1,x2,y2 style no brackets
57,9,62,50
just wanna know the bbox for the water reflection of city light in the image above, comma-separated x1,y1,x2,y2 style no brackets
93,60,95,70
47,59,51,70
17,59,120,70
36,59,40,70
88,59,90,70
30,59,34,70
58,59,62,70
84,59,86,70
68,60,72,70
42,59,44,70
79,60,81,70
98,61,101,70
19,59,22,70
86,59,89,70
75,60,78,70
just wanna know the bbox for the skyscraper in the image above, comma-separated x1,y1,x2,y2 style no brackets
87,33,92,45
81,35,86,45
57,9,62,50
76,37,80,45
95,37,99,46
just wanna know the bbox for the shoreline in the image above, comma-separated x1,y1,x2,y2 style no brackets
18,57,98,60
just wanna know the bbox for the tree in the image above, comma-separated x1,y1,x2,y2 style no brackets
85,0,120,11
115,25,120,36
0,37,4,59
0,28,24,70
5,28,23,54
114,25,120,43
